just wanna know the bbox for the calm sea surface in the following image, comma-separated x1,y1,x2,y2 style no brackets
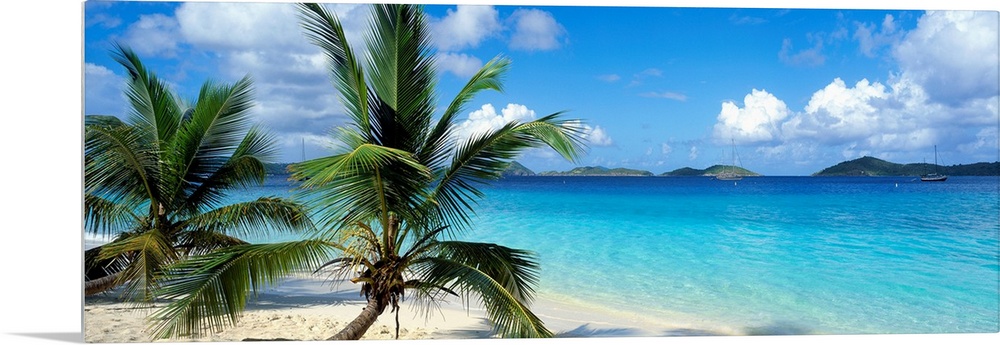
234,175,1000,335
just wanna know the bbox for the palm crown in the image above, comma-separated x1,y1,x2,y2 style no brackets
145,3,587,340
83,44,311,303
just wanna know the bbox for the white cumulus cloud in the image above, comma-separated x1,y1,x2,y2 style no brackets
585,125,613,146
562,121,613,147
854,14,902,57
122,13,181,57
429,5,501,51
84,63,124,116
712,89,790,145
171,3,369,161
176,3,310,52
452,103,537,144
778,36,825,67
661,143,673,155
893,11,999,106
782,78,890,144
436,52,483,78
508,9,566,51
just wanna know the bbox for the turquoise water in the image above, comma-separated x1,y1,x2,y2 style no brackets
235,175,999,335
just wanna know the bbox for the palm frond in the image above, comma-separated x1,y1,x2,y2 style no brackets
411,256,552,338
110,42,183,147
292,143,430,232
167,76,258,212
183,125,276,214
85,245,130,285
419,57,511,169
98,229,177,304
298,3,371,136
180,196,312,241
84,193,140,236
427,114,586,231
365,3,437,152
518,113,588,162
148,240,336,339
85,120,159,207
174,230,249,256
434,241,540,304
424,122,528,230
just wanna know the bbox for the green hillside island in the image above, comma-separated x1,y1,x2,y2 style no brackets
500,161,537,177
538,166,655,176
661,165,762,177
813,156,1000,176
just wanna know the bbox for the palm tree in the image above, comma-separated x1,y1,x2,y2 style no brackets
146,2,586,340
84,44,312,303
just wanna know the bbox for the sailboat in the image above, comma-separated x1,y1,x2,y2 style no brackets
716,139,744,181
920,145,948,182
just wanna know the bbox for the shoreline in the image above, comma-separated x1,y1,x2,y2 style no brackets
84,272,737,342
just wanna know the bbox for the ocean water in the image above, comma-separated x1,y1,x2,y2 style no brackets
232,175,1000,335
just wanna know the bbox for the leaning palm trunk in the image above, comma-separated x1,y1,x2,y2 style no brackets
84,271,121,296
328,298,386,340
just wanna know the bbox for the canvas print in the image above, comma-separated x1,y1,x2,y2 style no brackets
83,0,1000,342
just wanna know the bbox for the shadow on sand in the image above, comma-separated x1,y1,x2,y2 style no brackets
243,290,359,311
556,323,644,337
429,318,494,339
85,276,366,312
743,321,813,335
555,323,729,338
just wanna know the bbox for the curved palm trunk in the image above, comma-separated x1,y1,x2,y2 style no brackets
84,271,122,296
328,298,386,340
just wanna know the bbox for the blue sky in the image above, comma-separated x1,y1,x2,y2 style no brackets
82,0,999,175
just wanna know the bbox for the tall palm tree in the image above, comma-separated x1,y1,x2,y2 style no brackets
146,2,586,340
84,44,312,303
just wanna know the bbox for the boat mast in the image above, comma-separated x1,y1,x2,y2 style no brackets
730,139,740,174
933,145,939,173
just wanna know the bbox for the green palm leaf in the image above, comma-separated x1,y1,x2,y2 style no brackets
298,3,371,135
84,193,140,237
98,229,176,304
412,255,552,338
434,241,540,305
418,56,510,169
180,197,312,241
85,45,310,306
148,240,336,339
292,142,430,232
168,76,258,213
184,125,276,214
110,43,183,150
84,117,158,209
429,115,585,231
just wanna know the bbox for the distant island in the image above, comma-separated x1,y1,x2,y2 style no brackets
661,165,761,177
813,156,1000,176
538,166,655,177
279,157,999,178
501,161,536,177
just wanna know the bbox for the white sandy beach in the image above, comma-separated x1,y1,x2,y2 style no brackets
84,236,746,343
84,271,738,343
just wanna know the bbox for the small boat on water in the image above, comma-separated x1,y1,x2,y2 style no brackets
717,139,743,181
920,145,948,182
